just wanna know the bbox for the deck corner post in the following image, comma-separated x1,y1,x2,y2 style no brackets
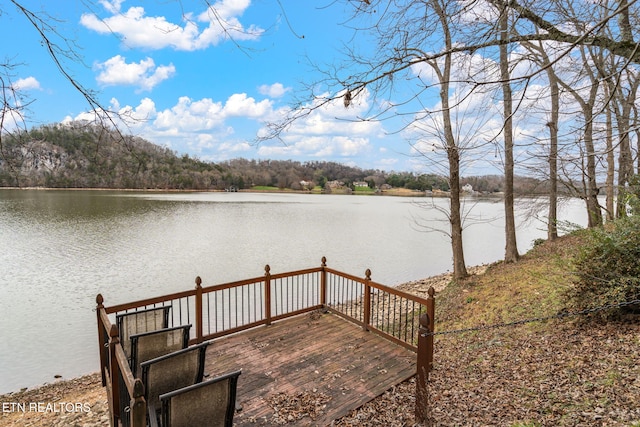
264,265,272,325
363,269,372,331
96,294,107,387
425,286,435,371
108,324,121,427
320,256,327,309
130,379,146,427
195,276,203,343
416,287,435,425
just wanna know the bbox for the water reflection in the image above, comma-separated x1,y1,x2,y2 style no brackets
0,190,587,393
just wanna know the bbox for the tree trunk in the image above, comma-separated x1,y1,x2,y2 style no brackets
448,145,467,279
544,51,559,240
612,75,639,218
499,7,519,262
558,47,604,228
604,83,615,222
582,107,604,227
432,0,468,279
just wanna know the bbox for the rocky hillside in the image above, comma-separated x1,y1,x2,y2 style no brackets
1,122,547,193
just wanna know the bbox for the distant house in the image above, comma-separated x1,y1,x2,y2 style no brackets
462,183,474,193
353,181,369,188
326,180,344,189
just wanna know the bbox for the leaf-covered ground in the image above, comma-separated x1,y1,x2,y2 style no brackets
334,234,640,427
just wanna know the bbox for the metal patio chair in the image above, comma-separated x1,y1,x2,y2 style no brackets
129,324,191,378
142,341,210,423
116,306,171,359
153,370,242,427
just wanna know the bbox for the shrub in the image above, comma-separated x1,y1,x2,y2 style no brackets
566,216,640,318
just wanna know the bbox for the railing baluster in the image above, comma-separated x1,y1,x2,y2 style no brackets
206,292,211,335
234,286,238,328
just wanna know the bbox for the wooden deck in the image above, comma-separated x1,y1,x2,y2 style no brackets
203,310,416,426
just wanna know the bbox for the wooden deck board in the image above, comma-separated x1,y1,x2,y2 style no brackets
203,311,416,426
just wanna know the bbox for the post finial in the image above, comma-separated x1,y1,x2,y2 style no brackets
133,378,145,398
195,276,202,287
265,264,271,274
419,312,430,329
96,294,104,305
365,269,371,280
109,323,120,340
321,256,327,267
428,286,435,298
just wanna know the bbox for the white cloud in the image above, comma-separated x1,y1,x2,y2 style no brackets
224,93,273,117
257,135,371,159
95,56,175,91
80,1,263,51
253,88,385,159
12,77,41,91
258,83,290,98
62,86,388,164
147,93,272,133
154,97,225,131
98,0,125,14
278,88,383,138
116,97,158,124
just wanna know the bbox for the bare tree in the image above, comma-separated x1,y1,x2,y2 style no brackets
497,4,520,262
604,61,640,218
556,46,604,227
417,0,470,279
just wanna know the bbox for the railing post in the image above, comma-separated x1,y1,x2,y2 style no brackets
96,294,106,387
363,269,372,331
108,324,121,427
265,265,272,325
130,379,146,427
416,286,435,425
320,256,327,308
195,276,203,344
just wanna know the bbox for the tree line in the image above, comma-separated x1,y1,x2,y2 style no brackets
0,122,544,193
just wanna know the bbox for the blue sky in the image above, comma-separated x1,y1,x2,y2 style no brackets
3,0,434,172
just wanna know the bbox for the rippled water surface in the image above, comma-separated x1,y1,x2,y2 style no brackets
0,189,587,393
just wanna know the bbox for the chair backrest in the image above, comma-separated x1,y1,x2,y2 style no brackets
141,342,210,413
130,324,191,378
159,370,242,427
116,306,171,359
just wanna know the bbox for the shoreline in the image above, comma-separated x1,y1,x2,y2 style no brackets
0,186,477,198
0,267,481,426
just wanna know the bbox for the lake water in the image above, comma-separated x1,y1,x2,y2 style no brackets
0,189,588,394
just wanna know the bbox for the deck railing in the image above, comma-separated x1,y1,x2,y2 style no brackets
96,257,434,427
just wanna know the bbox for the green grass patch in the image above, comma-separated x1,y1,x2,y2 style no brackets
435,233,584,334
